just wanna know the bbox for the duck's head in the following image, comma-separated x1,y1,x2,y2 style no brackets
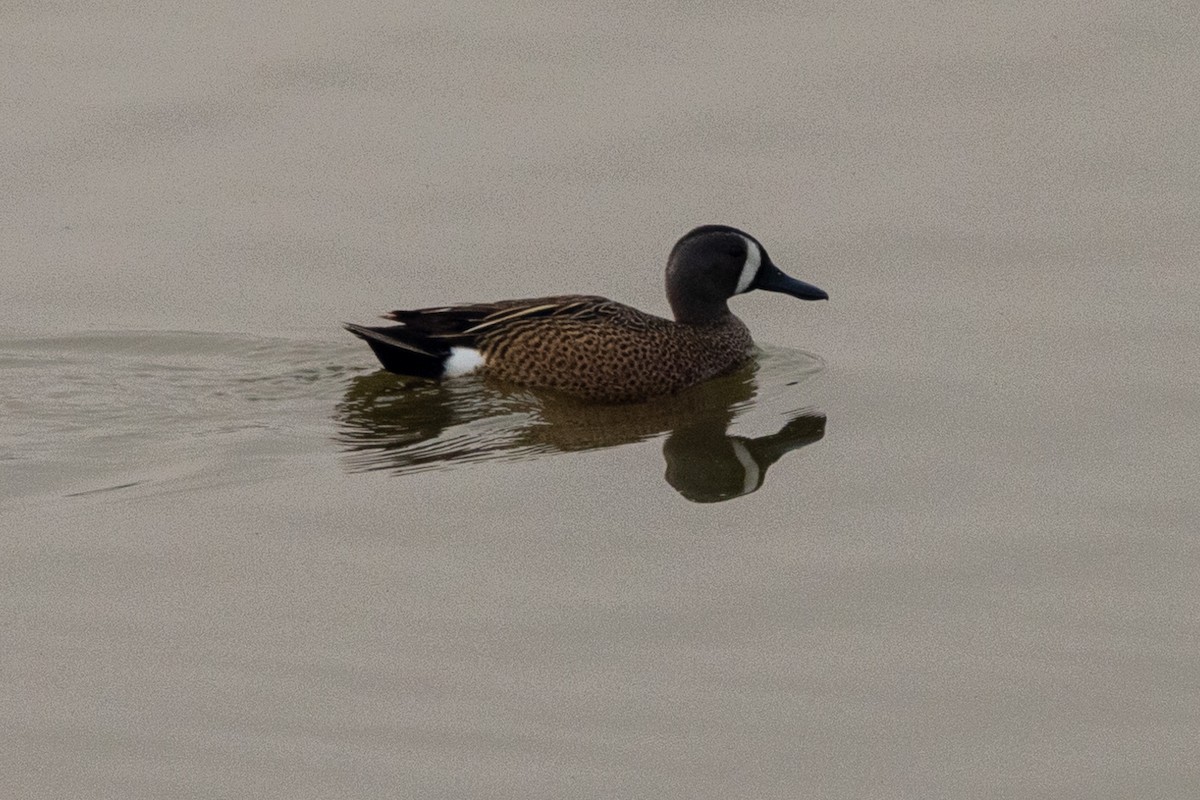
666,225,828,325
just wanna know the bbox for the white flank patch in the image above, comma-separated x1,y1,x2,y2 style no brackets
735,235,761,294
730,439,760,496
443,346,487,377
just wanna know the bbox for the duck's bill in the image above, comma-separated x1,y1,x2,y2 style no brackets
753,263,829,301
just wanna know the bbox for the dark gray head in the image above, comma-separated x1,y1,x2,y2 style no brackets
665,225,828,325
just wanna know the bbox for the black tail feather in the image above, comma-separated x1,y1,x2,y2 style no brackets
342,323,448,379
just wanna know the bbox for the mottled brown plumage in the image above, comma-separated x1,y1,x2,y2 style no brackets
398,296,752,402
344,225,827,403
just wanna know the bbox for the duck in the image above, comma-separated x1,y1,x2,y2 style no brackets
343,224,827,403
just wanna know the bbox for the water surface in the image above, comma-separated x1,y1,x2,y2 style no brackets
4,2,1199,798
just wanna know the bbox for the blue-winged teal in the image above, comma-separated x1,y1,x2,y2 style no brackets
344,224,828,402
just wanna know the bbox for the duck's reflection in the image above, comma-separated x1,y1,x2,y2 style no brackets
335,356,825,503
661,412,825,503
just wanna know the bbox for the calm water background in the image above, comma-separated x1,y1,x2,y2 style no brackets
4,2,1199,798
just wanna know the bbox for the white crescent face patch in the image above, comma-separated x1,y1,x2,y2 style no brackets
735,236,762,294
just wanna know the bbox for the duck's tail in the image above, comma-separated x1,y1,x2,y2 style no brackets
342,323,450,378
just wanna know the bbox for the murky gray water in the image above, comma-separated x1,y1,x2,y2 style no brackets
4,2,1199,798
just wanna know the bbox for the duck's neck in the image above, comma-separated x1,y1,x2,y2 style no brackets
668,294,734,326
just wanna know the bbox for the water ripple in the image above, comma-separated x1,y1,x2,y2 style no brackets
1,332,828,504
0,331,359,501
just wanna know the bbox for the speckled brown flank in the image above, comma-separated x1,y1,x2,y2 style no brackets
468,298,755,402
